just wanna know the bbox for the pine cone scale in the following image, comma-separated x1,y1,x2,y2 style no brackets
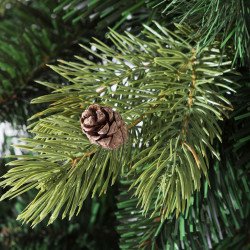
96,110,106,123
98,137,112,148
98,123,109,134
83,116,95,126
103,107,114,121
107,122,118,135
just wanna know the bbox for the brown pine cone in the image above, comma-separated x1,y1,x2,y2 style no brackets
80,104,128,149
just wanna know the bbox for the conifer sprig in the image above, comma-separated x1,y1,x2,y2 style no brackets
117,74,250,250
158,0,250,65
0,22,234,225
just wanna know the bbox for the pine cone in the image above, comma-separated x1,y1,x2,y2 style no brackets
80,104,128,149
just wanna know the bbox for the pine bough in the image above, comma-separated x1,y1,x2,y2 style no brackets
0,22,234,227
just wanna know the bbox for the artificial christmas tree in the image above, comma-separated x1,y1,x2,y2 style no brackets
0,0,249,249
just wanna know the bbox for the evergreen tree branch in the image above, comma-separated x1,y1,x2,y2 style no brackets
0,114,128,227
154,0,250,66
54,0,163,29
0,22,234,225
116,71,250,250
117,153,249,249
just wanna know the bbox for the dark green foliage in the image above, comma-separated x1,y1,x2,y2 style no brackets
55,0,162,29
116,179,159,249
227,71,250,168
0,189,119,249
0,1,71,124
0,1,64,96
0,0,159,125
158,0,250,66
214,232,250,250
0,84,48,125
117,158,249,249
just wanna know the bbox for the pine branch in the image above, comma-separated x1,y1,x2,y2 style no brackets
116,71,250,250
0,22,234,225
0,0,160,125
54,0,163,29
117,154,249,249
0,114,128,227
0,0,16,16
155,0,250,66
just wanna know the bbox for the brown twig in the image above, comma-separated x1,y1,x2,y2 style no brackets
181,48,197,139
71,149,97,167
182,142,200,168
0,94,17,105
128,115,145,129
